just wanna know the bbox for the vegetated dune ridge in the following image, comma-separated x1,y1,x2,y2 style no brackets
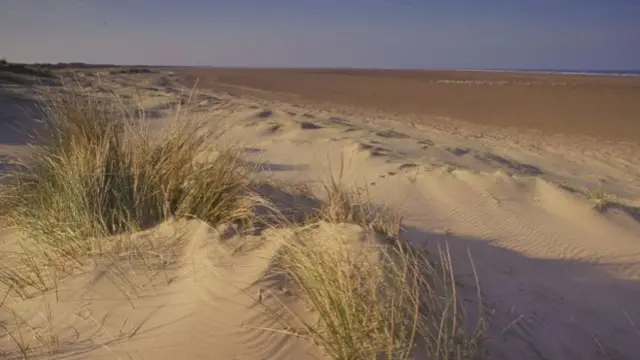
0,68,639,360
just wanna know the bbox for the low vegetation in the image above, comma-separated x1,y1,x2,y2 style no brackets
273,179,484,360
0,87,257,296
0,86,483,359
0,60,53,80
314,157,403,238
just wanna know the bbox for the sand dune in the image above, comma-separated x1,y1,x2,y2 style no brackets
1,69,640,359
0,220,323,360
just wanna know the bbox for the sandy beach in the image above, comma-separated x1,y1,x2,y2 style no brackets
1,67,640,360
178,68,640,144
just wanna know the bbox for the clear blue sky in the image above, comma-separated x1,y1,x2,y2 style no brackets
2,0,639,70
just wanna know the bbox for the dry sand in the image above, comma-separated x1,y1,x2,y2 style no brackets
1,68,640,359
178,68,640,145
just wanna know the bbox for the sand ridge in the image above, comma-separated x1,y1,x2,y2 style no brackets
1,69,640,359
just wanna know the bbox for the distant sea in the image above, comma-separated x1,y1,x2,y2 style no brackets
469,68,640,77
168,65,640,77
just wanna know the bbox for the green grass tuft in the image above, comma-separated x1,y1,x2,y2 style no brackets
0,87,256,295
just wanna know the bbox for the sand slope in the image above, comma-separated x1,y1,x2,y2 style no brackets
0,219,328,360
2,69,640,359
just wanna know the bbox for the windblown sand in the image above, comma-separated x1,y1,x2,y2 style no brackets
1,68,640,359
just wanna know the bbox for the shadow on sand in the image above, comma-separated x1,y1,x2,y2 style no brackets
400,224,640,360
251,184,640,358
0,86,44,147
0,180,638,360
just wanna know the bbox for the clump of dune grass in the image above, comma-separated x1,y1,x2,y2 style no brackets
269,162,484,360
314,157,402,238
277,224,484,360
0,87,257,295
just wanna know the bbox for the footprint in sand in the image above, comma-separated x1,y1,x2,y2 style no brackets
256,110,273,118
398,163,418,170
377,171,397,179
479,152,544,176
417,139,435,150
299,121,323,130
242,147,264,154
358,143,391,157
447,147,472,156
375,129,410,139
259,119,324,135
329,117,351,126
264,124,282,133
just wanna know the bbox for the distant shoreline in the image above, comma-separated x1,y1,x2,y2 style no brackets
445,68,640,77
176,66,640,77
8,61,640,77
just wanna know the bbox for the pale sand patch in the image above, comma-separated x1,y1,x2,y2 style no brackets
0,220,322,360
1,69,640,359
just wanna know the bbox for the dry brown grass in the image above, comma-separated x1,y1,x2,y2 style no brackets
276,228,484,360
313,156,402,238
0,87,258,298
269,161,485,360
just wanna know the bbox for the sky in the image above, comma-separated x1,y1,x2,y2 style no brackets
1,0,639,70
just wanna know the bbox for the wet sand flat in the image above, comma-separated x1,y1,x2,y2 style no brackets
177,68,640,143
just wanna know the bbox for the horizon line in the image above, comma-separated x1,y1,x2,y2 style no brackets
8,61,640,76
